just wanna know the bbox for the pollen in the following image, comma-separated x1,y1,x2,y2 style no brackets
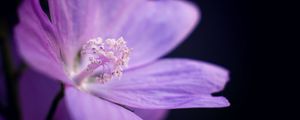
75,37,131,85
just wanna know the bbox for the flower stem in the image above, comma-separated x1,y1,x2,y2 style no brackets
0,22,21,120
46,84,64,120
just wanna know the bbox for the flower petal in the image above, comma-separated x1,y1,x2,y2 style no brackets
19,69,61,120
53,98,73,120
15,0,70,84
64,87,142,120
86,59,229,109
19,68,74,120
120,1,200,68
132,108,168,120
47,0,142,60
48,0,199,68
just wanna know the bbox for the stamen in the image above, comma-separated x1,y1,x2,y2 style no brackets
74,37,131,85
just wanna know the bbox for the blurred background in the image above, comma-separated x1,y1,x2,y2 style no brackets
0,0,296,120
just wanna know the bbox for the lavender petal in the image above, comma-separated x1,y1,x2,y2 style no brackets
121,1,200,69
87,59,230,109
14,0,70,84
19,69,61,120
132,108,169,120
64,87,142,120
48,0,200,68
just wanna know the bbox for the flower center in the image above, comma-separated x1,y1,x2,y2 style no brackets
73,37,131,85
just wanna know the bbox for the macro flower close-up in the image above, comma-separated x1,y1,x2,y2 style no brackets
14,0,230,119
0,0,243,120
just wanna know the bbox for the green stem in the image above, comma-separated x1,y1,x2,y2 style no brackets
46,84,64,120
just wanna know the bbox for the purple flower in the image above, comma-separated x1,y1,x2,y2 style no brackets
15,0,230,119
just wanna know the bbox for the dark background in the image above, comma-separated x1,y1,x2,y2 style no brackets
167,1,255,120
166,0,297,120
0,0,297,120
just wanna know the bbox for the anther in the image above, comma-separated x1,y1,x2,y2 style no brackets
74,37,131,85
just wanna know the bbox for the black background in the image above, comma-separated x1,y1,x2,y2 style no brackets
167,0,297,120
167,1,255,120
0,0,297,120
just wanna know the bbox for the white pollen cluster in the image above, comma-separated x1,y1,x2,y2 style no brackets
80,37,131,84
